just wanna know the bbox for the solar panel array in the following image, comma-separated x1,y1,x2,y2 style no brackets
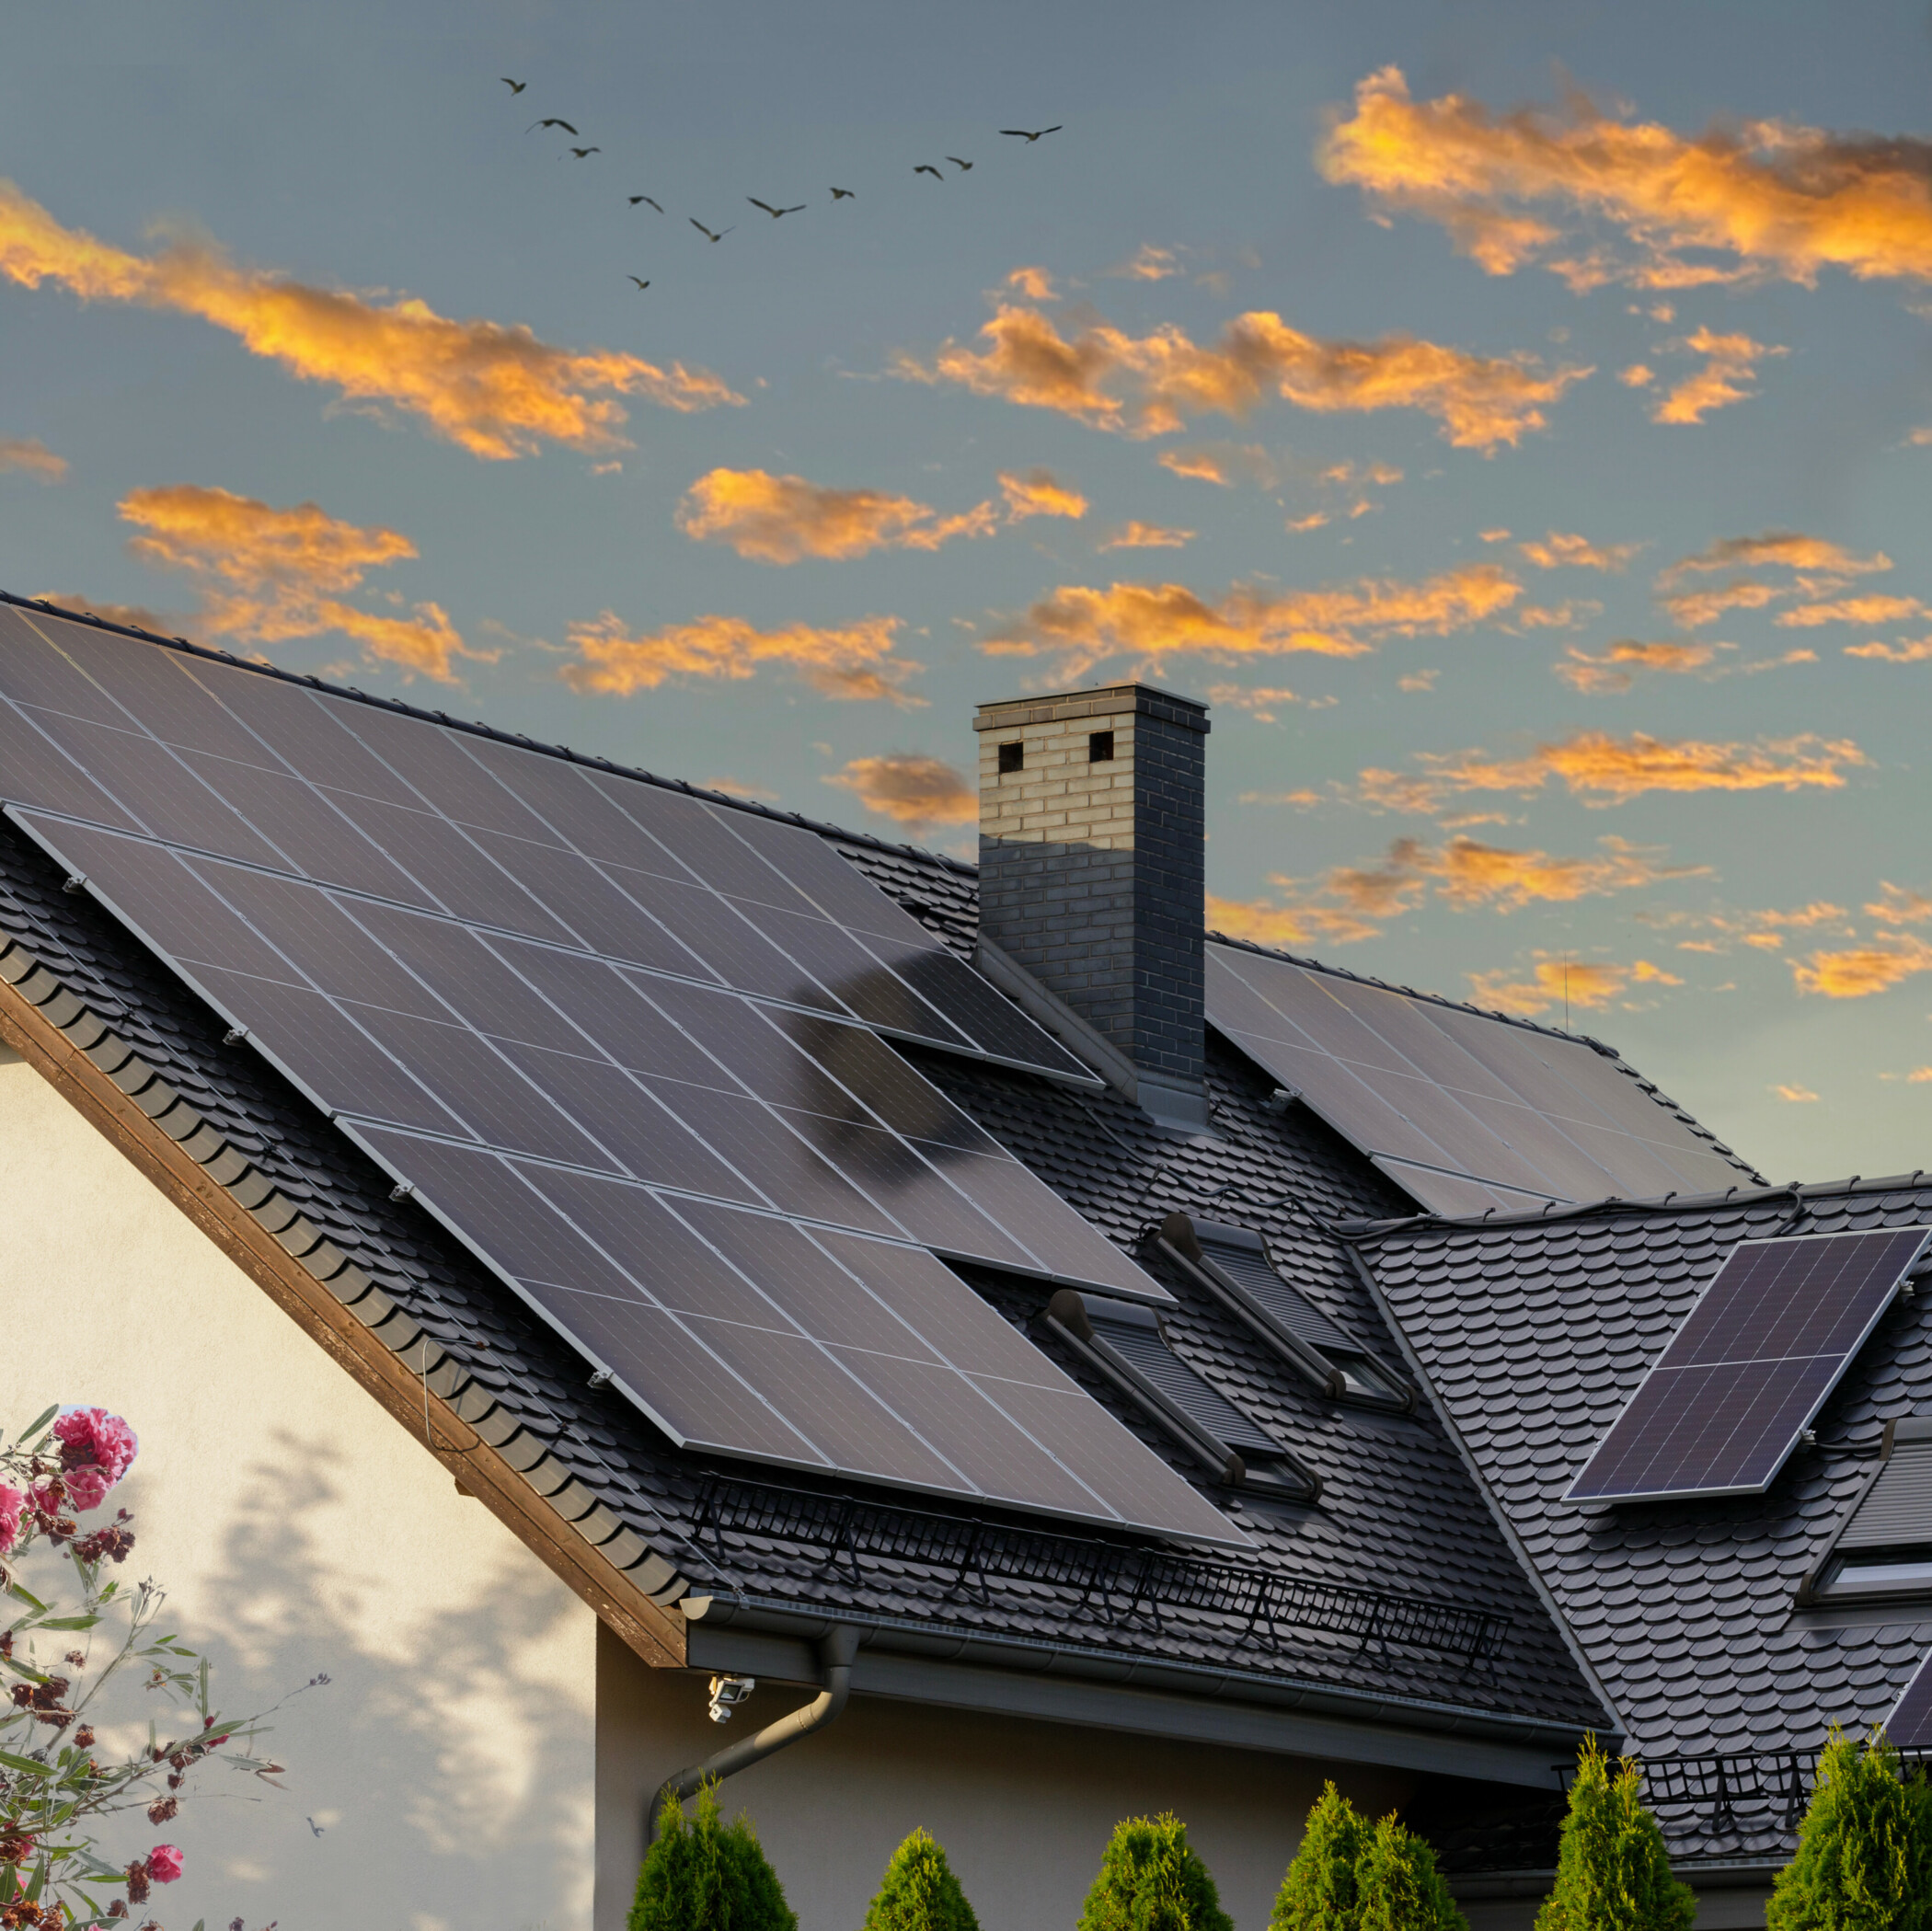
1566,1227,1931,1505
0,603,1240,1544
1206,943,1755,1215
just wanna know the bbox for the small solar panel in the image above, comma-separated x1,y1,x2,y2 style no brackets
1566,1228,1932,1505
1207,942,1756,1213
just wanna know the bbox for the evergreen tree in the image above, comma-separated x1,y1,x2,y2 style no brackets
1766,1729,1932,1931
1076,1812,1234,1931
1535,1738,1695,1931
1355,1813,1467,1931
1271,1783,1367,1931
861,1828,981,1931
630,1783,798,1931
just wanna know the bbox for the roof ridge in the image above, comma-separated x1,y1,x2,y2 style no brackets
1,588,976,878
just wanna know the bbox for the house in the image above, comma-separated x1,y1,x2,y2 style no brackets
1,587,1926,1931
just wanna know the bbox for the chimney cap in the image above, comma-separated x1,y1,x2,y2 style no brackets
972,682,1210,734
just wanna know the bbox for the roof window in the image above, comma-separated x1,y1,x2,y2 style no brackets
1156,1213,1413,1412
1800,1416,1932,1604
1043,1289,1320,1501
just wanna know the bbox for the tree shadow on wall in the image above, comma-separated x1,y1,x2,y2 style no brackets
138,1429,595,1931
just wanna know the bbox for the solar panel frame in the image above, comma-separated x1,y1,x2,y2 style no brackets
1564,1227,1932,1505
1886,1647,1932,1748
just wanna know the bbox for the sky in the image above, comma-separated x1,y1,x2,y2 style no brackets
5,0,1932,1185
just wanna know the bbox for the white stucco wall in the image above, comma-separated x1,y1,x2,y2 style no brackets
0,1040,599,1931
594,1626,1415,1931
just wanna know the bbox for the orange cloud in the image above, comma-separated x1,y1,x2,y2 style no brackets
1555,640,1720,692
1660,533,1892,582
1619,363,1655,387
823,753,975,832
1867,883,1932,925
1466,958,1648,1017
1777,593,1926,627
1099,521,1195,551
985,562,1520,673
1660,580,1783,629
1157,443,1277,488
1319,66,1932,291
1792,937,1932,997
1420,833,1704,910
1518,530,1640,570
35,592,175,634
0,436,66,483
1204,683,1311,722
560,612,919,706
895,299,1588,448
1110,245,1181,281
1204,893,1385,949
1356,730,1868,811
1650,328,1786,424
1006,267,1059,301
117,484,478,683
1770,1083,1821,1103
1846,634,1932,661
997,468,1088,522
0,180,739,460
1285,511,1330,532
676,468,996,564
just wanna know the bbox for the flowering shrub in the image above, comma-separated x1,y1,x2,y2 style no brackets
0,1404,305,1931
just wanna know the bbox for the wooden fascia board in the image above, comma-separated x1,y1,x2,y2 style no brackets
0,966,688,1671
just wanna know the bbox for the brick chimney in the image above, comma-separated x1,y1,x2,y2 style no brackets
974,684,1210,1131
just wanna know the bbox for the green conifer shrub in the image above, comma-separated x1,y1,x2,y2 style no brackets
630,1782,798,1931
1355,1813,1467,1931
1270,1782,1367,1931
861,1828,981,1931
1076,1812,1234,1931
1765,1728,1932,1931
1535,1738,1695,1931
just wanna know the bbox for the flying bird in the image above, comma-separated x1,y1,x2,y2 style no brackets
946,156,973,171
1000,125,1063,142
528,118,578,135
914,164,943,180
689,218,732,241
830,186,855,200
748,198,805,218
627,276,650,290
500,78,527,95
629,195,663,212
567,146,601,158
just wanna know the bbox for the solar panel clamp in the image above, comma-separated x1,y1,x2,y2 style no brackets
1156,1213,1414,1415
1041,1289,1321,1502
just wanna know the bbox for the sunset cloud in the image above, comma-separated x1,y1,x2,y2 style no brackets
1846,635,1932,662
1650,328,1786,424
560,612,919,706
1465,958,1670,1017
0,436,66,483
823,753,975,833
1656,531,1896,628
1776,594,1925,627
895,298,1589,448
1517,531,1641,570
1770,1083,1821,1103
997,468,1088,522
1791,937,1932,998
1098,521,1195,551
0,180,739,460
1867,883,1932,925
1319,66,1932,291
676,467,996,563
117,484,478,682
1354,730,1868,812
985,561,1520,673
1005,267,1058,301
1204,893,1385,950
1157,443,1277,488
1553,638,1815,692
1110,244,1181,281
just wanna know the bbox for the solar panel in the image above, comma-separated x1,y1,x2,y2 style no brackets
1566,1228,1932,1505
0,603,1097,1085
1887,1647,1932,1747
0,605,1240,1542
339,1125,1244,1544
1206,942,1754,1214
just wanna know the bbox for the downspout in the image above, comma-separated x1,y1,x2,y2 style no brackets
647,1625,859,1841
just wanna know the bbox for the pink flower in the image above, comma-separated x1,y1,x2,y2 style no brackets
63,1465,111,1512
0,1485,21,1555
146,1845,183,1884
54,1409,138,1485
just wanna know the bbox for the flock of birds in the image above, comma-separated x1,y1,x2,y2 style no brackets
500,76,1061,289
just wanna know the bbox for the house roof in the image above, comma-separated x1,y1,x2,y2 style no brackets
1351,1178,1932,1860
0,590,1609,1767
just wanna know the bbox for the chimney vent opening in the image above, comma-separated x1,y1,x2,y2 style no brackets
997,741,1024,776
1088,730,1115,764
